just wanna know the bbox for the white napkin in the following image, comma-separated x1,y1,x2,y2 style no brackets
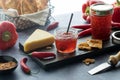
20,8,50,26
5,8,50,26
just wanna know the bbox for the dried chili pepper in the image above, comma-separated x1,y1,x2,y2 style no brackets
46,22,59,31
29,51,56,59
78,28,92,38
20,57,31,74
71,24,91,29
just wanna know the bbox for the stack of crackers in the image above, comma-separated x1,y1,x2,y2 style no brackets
78,39,102,50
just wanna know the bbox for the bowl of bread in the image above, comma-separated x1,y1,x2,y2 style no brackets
0,0,51,30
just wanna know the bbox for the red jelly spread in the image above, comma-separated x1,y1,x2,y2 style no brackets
90,4,113,41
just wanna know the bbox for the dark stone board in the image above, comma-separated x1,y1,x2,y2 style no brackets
18,12,120,71
19,27,120,71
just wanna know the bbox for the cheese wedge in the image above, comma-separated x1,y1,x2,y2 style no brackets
24,29,55,52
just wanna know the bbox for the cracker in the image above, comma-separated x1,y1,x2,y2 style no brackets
78,42,91,50
1,0,48,15
5,0,18,9
87,39,102,49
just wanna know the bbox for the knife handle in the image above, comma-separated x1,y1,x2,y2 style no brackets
108,51,120,66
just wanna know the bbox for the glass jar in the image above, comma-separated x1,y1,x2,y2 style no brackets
55,28,78,54
90,4,113,41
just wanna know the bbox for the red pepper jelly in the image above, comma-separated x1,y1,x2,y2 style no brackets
90,4,113,41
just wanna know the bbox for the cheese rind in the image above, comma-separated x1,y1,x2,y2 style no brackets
24,29,55,52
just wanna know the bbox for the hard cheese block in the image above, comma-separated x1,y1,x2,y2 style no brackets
23,29,55,52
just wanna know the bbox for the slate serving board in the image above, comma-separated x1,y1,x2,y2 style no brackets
19,12,120,71
19,31,120,71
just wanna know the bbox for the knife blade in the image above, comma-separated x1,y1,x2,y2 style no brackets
88,51,120,75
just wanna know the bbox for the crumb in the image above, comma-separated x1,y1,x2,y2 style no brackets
83,58,95,65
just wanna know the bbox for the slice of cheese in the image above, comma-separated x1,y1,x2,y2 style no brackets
24,29,55,52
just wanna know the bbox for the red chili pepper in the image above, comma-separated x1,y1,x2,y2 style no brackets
71,24,91,30
111,22,120,29
78,28,92,38
29,51,56,59
71,22,120,30
73,22,120,38
20,57,31,74
46,22,59,31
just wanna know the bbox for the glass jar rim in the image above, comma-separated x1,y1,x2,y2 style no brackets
90,3,113,16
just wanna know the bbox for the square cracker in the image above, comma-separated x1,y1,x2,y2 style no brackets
78,42,92,50
87,39,102,49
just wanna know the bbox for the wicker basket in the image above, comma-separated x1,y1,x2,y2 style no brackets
1,0,53,31
6,15,39,30
5,8,51,31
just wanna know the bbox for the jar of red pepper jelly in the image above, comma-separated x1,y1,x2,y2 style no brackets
90,4,113,41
